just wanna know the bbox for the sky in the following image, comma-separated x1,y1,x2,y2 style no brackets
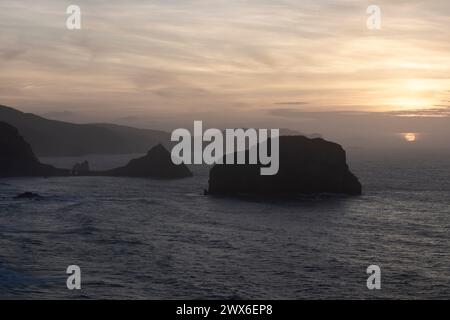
0,0,449,149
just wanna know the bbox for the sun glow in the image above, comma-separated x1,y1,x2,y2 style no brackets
387,98,432,111
404,133,417,143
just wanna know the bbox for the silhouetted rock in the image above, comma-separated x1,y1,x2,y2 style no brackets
0,122,68,177
208,136,362,196
308,133,323,139
15,192,42,199
103,144,192,179
72,161,90,175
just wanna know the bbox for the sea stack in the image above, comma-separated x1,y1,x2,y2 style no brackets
0,122,68,177
208,136,362,196
104,144,193,179
72,161,90,175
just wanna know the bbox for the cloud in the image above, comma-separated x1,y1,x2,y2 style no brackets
0,0,449,137
274,101,309,106
389,106,450,118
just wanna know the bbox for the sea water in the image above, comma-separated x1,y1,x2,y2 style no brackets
0,151,449,299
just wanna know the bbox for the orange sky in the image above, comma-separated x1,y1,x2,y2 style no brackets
0,0,449,148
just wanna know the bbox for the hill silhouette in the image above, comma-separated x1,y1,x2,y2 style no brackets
0,121,68,177
0,105,170,157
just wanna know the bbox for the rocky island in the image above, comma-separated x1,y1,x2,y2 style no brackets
102,144,193,179
0,122,192,179
208,135,362,196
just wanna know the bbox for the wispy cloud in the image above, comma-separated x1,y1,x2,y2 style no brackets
389,106,450,117
0,0,449,127
274,101,309,106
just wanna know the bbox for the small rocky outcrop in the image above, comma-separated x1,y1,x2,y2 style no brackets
15,192,43,199
72,161,90,175
208,136,362,196
103,144,192,179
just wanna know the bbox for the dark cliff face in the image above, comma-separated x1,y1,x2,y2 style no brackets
208,136,362,196
0,122,68,177
104,144,193,179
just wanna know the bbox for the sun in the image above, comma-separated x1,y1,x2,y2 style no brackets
404,133,417,142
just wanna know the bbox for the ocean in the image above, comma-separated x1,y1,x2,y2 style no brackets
0,151,449,299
